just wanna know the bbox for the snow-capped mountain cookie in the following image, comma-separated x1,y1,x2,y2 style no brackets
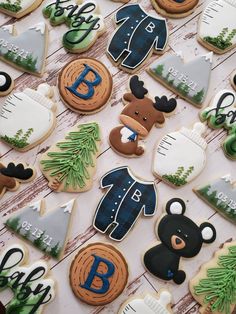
0,23,48,76
194,174,236,225
40,122,101,192
0,71,14,96
118,290,172,314
69,242,128,305
0,83,56,152
58,58,113,114
43,0,105,53
107,3,168,73
0,162,36,199
0,244,55,313
5,199,75,259
198,0,236,54
109,75,177,157
153,122,207,187
231,70,236,91
200,89,236,160
148,52,212,107
0,0,44,18
190,241,236,314
151,0,199,18
143,198,217,285
93,166,158,241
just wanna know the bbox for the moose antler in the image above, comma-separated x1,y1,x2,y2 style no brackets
154,96,177,113
129,75,148,99
0,163,34,181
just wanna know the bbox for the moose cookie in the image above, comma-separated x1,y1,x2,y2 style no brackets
148,52,212,107
153,122,207,187
40,122,101,192
0,162,36,199
0,0,43,18
194,174,236,225
107,3,168,73
0,244,55,313
58,58,113,114
151,0,199,18
200,89,236,160
5,199,75,259
143,198,216,284
93,166,158,241
69,242,128,305
109,75,177,157
43,0,105,53
0,84,56,151
0,23,48,76
231,70,236,91
0,72,14,96
190,241,236,314
198,0,236,54
119,290,172,314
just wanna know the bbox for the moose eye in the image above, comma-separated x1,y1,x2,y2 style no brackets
143,117,147,121
177,229,181,233
135,111,139,115
184,234,188,239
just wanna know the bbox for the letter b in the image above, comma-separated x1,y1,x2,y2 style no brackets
131,189,142,202
80,255,115,294
66,64,102,100
145,22,155,33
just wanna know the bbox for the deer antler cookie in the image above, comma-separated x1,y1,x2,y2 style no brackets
109,75,177,157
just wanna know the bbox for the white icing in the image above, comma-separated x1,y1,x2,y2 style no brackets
204,52,213,63
120,126,137,143
201,226,214,240
0,84,56,149
30,200,42,212
169,202,183,215
61,199,75,214
0,74,6,86
199,0,236,51
2,25,13,34
221,174,234,183
29,22,46,35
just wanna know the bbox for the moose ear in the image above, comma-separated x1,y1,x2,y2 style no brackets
129,75,148,99
199,222,216,244
166,198,186,215
154,96,177,113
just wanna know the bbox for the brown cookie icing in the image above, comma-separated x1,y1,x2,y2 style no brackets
58,58,113,114
154,0,198,14
69,243,128,305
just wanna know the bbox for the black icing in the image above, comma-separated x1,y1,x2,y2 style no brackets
234,74,236,87
154,95,177,113
0,301,6,314
130,75,148,99
0,163,34,180
0,72,12,92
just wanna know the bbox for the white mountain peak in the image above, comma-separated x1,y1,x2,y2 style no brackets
30,200,42,212
2,24,14,34
204,51,213,63
61,199,75,214
176,51,184,59
29,22,46,35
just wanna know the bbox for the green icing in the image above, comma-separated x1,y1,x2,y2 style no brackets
194,245,236,314
0,0,22,13
203,27,236,51
223,131,236,160
41,122,100,190
162,166,194,187
1,128,34,149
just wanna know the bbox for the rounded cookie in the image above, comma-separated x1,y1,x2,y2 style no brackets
58,58,113,114
69,242,128,305
0,72,14,96
151,0,199,18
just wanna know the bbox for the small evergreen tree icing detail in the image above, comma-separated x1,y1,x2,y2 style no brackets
40,122,101,192
1,128,34,149
204,27,236,51
191,242,236,314
0,0,22,13
162,166,194,187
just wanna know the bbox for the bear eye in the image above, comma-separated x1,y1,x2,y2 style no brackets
177,229,181,233
135,111,139,115
143,117,147,121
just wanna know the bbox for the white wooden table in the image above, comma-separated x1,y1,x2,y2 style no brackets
0,0,235,313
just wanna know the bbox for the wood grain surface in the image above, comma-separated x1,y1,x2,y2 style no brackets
0,0,235,313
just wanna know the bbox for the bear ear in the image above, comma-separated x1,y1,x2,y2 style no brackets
199,222,216,244
166,198,186,215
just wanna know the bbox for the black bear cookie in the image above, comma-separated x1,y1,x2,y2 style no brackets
143,198,216,285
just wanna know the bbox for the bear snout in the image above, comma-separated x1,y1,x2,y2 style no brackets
171,235,186,250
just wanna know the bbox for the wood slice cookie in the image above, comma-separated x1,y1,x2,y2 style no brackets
69,242,128,305
151,0,199,18
58,58,113,114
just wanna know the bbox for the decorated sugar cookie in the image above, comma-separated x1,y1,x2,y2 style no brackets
0,23,48,76
0,72,14,96
118,290,172,314
0,302,5,314
0,0,43,18
107,3,168,73
43,0,105,53
151,0,199,18
0,84,56,152
198,0,236,54
148,52,212,107
93,166,158,241
0,162,36,199
69,242,128,305
143,198,216,285
190,241,236,314
0,244,55,313
40,122,101,192
109,76,177,157
153,122,207,187
5,199,75,259
200,89,236,160
194,174,236,225
231,70,236,91
58,58,113,114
